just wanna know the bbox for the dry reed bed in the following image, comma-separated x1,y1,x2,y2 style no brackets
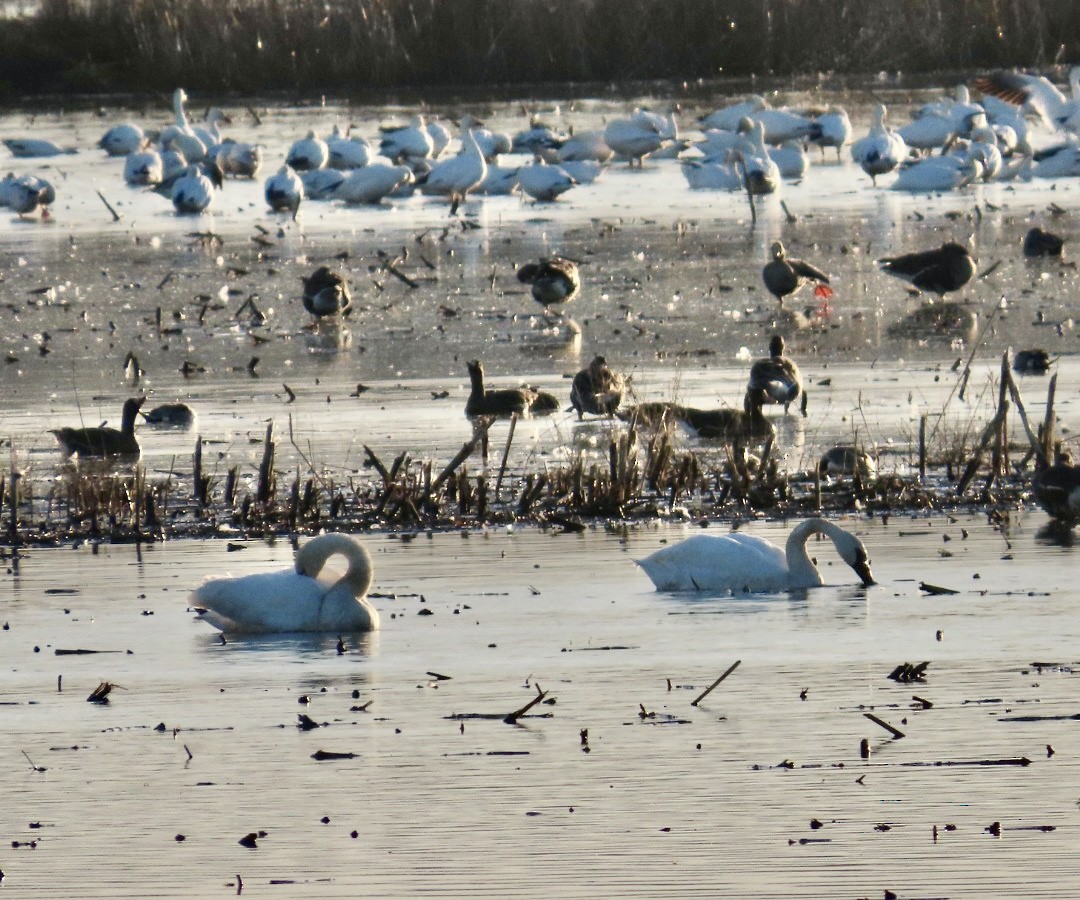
0,354,1054,548
3,0,1079,95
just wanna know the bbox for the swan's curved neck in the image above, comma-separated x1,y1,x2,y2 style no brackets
296,534,373,596
784,518,844,589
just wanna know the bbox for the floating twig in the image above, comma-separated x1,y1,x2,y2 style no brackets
691,659,741,707
863,711,905,739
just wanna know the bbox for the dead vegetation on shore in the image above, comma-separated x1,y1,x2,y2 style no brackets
0,353,1057,549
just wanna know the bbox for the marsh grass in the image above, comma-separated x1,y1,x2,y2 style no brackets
2,0,1079,95
3,396,1038,547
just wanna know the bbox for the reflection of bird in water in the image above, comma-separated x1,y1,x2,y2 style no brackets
762,241,832,306
143,402,196,429
819,446,876,479
190,533,379,634
51,397,144,459
1023,227,1065,258
516,257,580,313
636,517,876,592
570,355,625,418
878,242,975,298
301,266,352,321
1032,460,1080,525
747,335,804,414
886,302,977,341
464,360,557,419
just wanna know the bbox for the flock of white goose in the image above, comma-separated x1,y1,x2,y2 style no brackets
5,67,1080,219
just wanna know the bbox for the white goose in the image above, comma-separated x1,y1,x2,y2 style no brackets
850,103,908,184
327,125,372,169
682,158,743,191
517,159,575,201
974,66,1080,132
554,129,613,163
99,122,145,157
768,140,809,179
300,167,346,200
286,130,330,171
891,154,981,192
603,114,666,167
421,128,486,214
751,106,814,143
170,165,215,214
0,173,53,216
124,149,164,185
637,518,876,593
808,107,852,160
264,164,304,216
699,95,767,132
379,115,435,165
190,533,379,634
215,140,263,178
3,138,75,158
736,120,781,194
334,163,414,204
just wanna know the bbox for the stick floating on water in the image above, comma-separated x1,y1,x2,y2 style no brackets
691,659,741,707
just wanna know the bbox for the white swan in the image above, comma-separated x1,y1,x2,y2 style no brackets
637,518,876,593
300,167,346,200
808,107,852,160
190,533,379,634
603,114,666,167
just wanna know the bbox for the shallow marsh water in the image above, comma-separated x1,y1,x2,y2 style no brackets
2,89,1080,897
4,515,1080,898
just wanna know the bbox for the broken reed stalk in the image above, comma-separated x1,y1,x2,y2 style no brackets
1042,373,1057,463
863,711,906,739
504,685,548,724
691,659,741,707
956,373,1010,497
427,419,491,499
256,421,275,504
918,414,927,481
494,412,517,500
193,436,206,506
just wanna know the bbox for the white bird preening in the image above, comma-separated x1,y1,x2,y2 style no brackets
190,533,379,634
636,518,876,593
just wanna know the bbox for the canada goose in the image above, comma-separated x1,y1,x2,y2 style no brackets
301,266,352,319
464,360,555,419
52,397,145,459
878,242,976,297
762,241,831,306
143,402,196,428
1023,227,1065,257
516,257,580,312
1032,461,1080,524
747,334,803,414
1013,349,1051,375
570,355,625,418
